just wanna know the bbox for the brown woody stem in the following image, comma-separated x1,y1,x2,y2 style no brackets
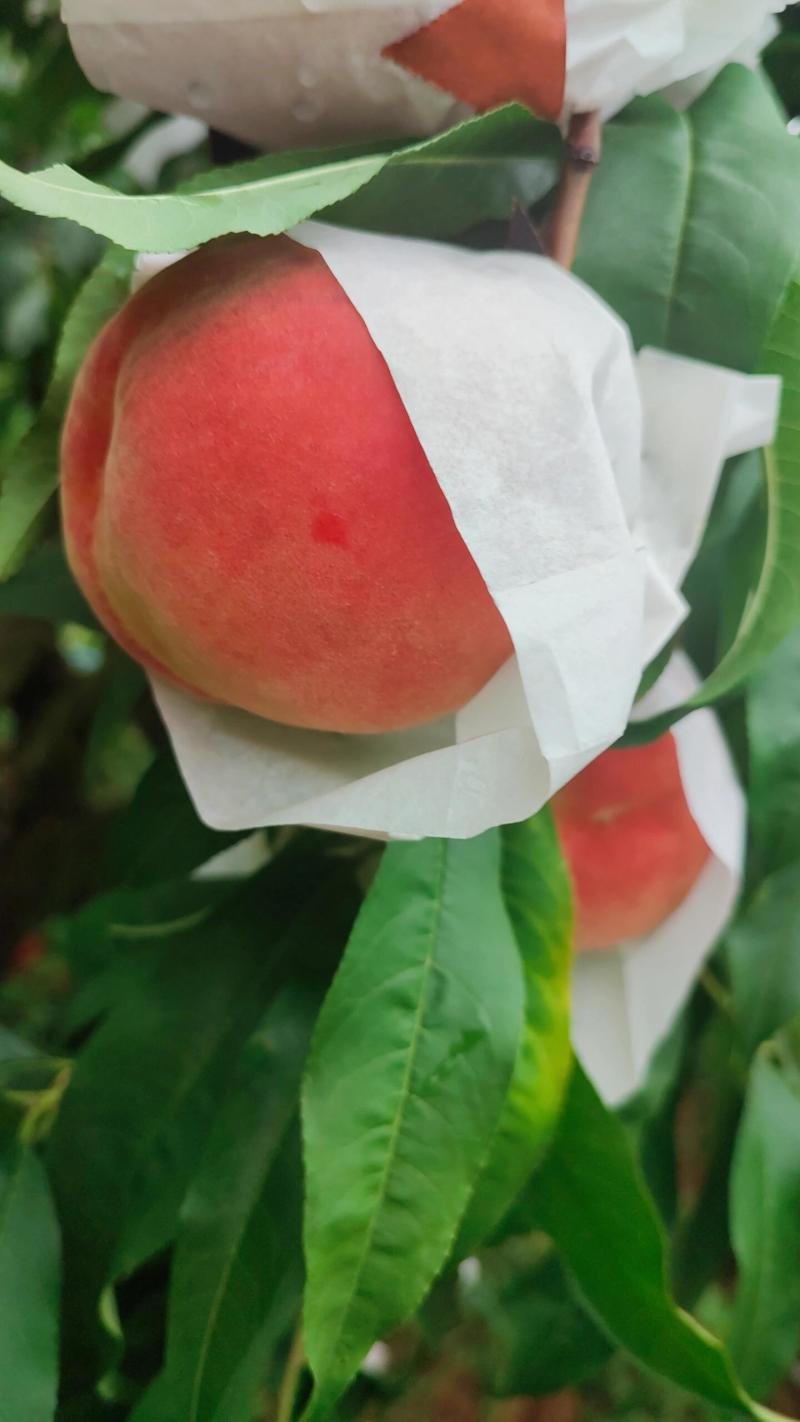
547,110,602,271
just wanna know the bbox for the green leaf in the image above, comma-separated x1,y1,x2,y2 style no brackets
578,70,800,737
727,863,800,1055
0,1026,37,1062
0,1138,61,1422
522,1062,784,1421
681,450,767,684
474,1252,612,1398
48,848,354,1392
456,811,573,1253
696,281,800,702
0,107,559,254
0,148,387,251
670,1015,743,1309
576,69,800,369
104,748,246,889
52,877,230,990
129,984,319,1422
729,1021,800,1400
144,1144,302,1422
620,224,799,740
302,833,524,1419
323,105,560,237
0,245,133,579
0,540,96,624
574,98,693,353
747,626,800,875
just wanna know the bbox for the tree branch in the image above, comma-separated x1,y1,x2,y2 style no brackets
547,110,602,271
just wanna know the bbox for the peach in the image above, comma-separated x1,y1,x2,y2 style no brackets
7,931,45,977
553,732,711,951
61,233,513,735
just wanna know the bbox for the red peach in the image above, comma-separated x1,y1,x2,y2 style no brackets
7,931,45,976
60,234,512,735
553,732,711,951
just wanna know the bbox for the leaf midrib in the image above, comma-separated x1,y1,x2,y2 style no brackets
733,1142,775,1384
188,1112,296,1422
2,144,551,212
661,107,695,353
317,842,448,1388
106,943,284,1279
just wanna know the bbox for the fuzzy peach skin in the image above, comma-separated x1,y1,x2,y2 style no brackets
60,233,513,735
553,732,712,951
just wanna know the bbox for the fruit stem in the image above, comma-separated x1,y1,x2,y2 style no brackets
547,109,603,270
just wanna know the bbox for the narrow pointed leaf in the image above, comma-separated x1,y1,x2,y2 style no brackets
456,810,573,1253
302,833,524,1418
747,626,800,875
104,748,245,889
522,1063,785,1421
727,863,800,1055
323,105,560,236
0,106,558,255
0,149,386,252
729,1021,800,1399
129,985,319,1422
695,280,800,702
48,849,351,1390
0,1139,61,1422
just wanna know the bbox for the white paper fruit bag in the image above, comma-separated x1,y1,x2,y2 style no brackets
62,0,786,150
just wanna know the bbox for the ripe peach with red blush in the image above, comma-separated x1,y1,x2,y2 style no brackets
60,233,513,735
553,732,711,951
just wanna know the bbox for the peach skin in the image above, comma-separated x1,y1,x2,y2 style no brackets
61,233,513,735
554,733,711,951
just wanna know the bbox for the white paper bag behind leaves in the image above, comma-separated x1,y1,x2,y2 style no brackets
140,226,779,839
62,0,786,150
565,0,785,117
572,652,745,1107
62,0,465,150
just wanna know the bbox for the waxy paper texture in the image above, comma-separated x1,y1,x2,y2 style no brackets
63,0,785,148
572,653,745,1106
140,225,779,841
565,0,785,116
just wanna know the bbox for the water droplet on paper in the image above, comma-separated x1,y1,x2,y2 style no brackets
292,95,324,124
187,79,212,110
297,64,318,89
